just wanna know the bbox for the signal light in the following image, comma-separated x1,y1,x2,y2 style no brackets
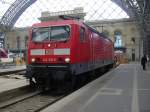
65,58,70,63
31,58,35,62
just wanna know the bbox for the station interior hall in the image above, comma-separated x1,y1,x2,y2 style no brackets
0,0,150,112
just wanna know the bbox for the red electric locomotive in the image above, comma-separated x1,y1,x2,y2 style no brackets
26,17,114,90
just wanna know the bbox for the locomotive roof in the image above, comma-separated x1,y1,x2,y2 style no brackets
32,20,80,27
32,20,112,42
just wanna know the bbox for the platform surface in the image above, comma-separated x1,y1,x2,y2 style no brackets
41,63,150,112
0,65,27,93
0,65,26,73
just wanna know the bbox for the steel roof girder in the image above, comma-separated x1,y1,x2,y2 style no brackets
0,0,37,28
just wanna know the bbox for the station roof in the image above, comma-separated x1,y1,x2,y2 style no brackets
0,0,129,28
0,0,149,29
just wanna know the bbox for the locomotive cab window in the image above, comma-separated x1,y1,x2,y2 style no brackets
80,27,85,42
32,26,70,42
50,26,70,41
32,28,49,42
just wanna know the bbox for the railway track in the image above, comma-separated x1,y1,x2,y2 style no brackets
0,68,65,112
0,90,65,112
0,66,113,112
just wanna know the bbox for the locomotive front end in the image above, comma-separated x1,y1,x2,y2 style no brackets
26,23,74,89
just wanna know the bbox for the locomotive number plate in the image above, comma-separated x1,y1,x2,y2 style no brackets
45,49,53,55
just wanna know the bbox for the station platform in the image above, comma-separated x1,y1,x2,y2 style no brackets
0,65,26,75
41,63,150,112
0,76,27,93
0,65,27,93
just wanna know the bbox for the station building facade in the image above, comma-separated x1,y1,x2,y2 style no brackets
87,19,142,61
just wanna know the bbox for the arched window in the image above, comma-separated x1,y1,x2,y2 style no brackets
114,30,122,47
131,37,135,44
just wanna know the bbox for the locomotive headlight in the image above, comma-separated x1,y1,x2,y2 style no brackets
65,58,70,63
31,58,35,62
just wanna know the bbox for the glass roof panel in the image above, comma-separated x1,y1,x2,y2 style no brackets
0,0,16,20
0,0,129,27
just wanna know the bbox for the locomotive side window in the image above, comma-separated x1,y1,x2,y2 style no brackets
80,27,85,42
50,26,70,41
32,28,49,42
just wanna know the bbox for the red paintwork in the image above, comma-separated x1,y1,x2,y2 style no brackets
27,20,114,65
